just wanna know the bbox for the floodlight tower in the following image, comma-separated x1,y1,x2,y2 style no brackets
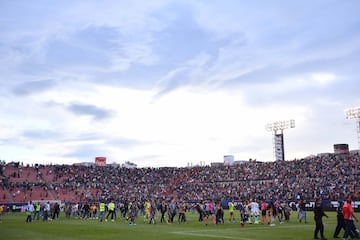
345,106,360,149
266,119,295,161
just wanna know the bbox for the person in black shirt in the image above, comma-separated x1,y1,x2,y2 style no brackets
314,198,328,240
160,200,167,223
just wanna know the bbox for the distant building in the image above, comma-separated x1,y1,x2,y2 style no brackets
233,160,248,165
350,149,360,155
121,161,137,168
75,162,95,167
211,162,224,167
224,155,234,166
334,144,349,154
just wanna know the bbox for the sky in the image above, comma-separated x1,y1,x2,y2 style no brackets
0,0,360,168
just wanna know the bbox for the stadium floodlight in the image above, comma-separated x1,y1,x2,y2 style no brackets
345,106,360,149
266,119,295,161
345,107,360,119
266,119,295,133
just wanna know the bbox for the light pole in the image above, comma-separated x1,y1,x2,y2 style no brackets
266,119,295,161
345,106,360,149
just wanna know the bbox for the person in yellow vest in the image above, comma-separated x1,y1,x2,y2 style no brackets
229,200,235,223
106,199,115,222
33,202,41,220
143,200,151,223
0,205,3,223
99,201,105,222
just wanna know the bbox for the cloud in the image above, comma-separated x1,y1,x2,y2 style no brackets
67,103,113,120
12,79,56,96
62,144,108,159
21,129,60,139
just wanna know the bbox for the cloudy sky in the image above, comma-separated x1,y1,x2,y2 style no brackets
0,0,359,167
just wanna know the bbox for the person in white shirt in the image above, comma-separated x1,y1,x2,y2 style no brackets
25,201,35,223
250,199,260,224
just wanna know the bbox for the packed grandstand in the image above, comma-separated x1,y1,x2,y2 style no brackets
1,152,359,206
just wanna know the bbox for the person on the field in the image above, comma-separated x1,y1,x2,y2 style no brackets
43,201,50,221
99,200,106,222
195,202,204,222
33,202,41,220
167,199,176,223
25,201,34,223
267,201,276,226
238,200,247,227
52,202,60,220
143,199,151,223
81,202,90,219
333,201,354,239
128,201,138,225
228,200,235,223
215,201,224,224
106,199,116,222
250,199,260,224
342,197,360,240
160,200,167,223
274,199,284,224
313,198,328,240
203,200,210,226
177,201,187,224
148,200,157,224
299,199,307,223
261,200,268,224
0,204,3,223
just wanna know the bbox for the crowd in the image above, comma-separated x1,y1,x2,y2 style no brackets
1,153,360,239
0,153,359,205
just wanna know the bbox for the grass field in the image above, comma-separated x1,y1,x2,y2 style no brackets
0,211,351,240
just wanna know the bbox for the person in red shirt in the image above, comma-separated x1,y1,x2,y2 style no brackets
342,197,360,240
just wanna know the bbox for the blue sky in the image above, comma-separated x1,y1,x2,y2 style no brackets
0,0,359,167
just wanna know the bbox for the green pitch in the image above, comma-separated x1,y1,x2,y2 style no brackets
0,211,349,240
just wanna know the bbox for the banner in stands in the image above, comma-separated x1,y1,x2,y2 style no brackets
95,157,106,166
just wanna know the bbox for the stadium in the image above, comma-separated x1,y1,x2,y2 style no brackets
1,1,360,239
1,149,360,240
